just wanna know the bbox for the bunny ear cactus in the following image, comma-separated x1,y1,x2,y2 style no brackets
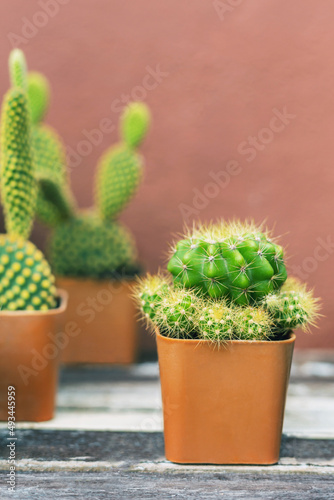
8,49,75,228
0,75,57,310
43,101,150,280
263,277,320,334
135,220,320,342
95,102,151,221
10,49,151,281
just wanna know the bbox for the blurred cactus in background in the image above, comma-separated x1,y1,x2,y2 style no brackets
0,50,57,310
135,221,320,342
14,50,151,280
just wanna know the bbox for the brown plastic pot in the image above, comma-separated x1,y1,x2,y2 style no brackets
156,331,295,464
57,277,137,364
0,290,68,422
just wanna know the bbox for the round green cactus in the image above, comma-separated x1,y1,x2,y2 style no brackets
27,71,50,124
0,235,56,311
9,49,27,90
196,300,234,342
134,273,171,324
263,278,320,333
154,289,199,339
95,102,150,221
167,221,287,305
48,212,138,279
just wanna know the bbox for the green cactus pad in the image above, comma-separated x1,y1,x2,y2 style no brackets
9,49,27,90
48,212,138,279
32,124,74,226
27,71,50,124
0,88,36,240
196,300,234,342
95,144,143,221
120,102,151,148
0,235,56,311
95,102,150,221
167,221,287,305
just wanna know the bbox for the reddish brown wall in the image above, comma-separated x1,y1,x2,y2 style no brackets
0,0,333,349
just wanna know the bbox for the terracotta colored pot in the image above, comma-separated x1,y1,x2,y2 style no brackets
57,277,137,364
0,291,68,422
156,331,295,464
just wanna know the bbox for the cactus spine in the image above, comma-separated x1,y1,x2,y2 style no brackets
135,221,320,342
0,50,57,311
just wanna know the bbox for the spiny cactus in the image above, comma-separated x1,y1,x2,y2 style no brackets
167,220,287,304
134,273,171,324
135,221,320,343
95,102,150,221
16,48,151,279
8,49,74,228
48,212,138,279
27,71,50,124
263,277,320,334
0,53,57,311
0,87,36,240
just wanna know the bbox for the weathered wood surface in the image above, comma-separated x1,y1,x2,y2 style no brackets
0,351,333,499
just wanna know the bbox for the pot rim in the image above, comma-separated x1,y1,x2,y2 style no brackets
156,329,296,346
0,288,68,317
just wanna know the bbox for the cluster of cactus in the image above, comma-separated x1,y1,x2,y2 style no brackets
14,49,151,279
135,221,320,342
0,50,57,311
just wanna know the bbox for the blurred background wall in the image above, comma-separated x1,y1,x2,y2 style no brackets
0,0,333,350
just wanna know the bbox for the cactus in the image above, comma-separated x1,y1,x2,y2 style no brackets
135,221,320,343
0,87,36,240
134,273,171,325
48,212,138,279
263,277,320,334
196,300,234,342
14,48,151,279
95,102,150,221
233,306,273,340
42,97,150,278
0,236,56,311
27,71,50,124
0,55,57,311
167,221,287,305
